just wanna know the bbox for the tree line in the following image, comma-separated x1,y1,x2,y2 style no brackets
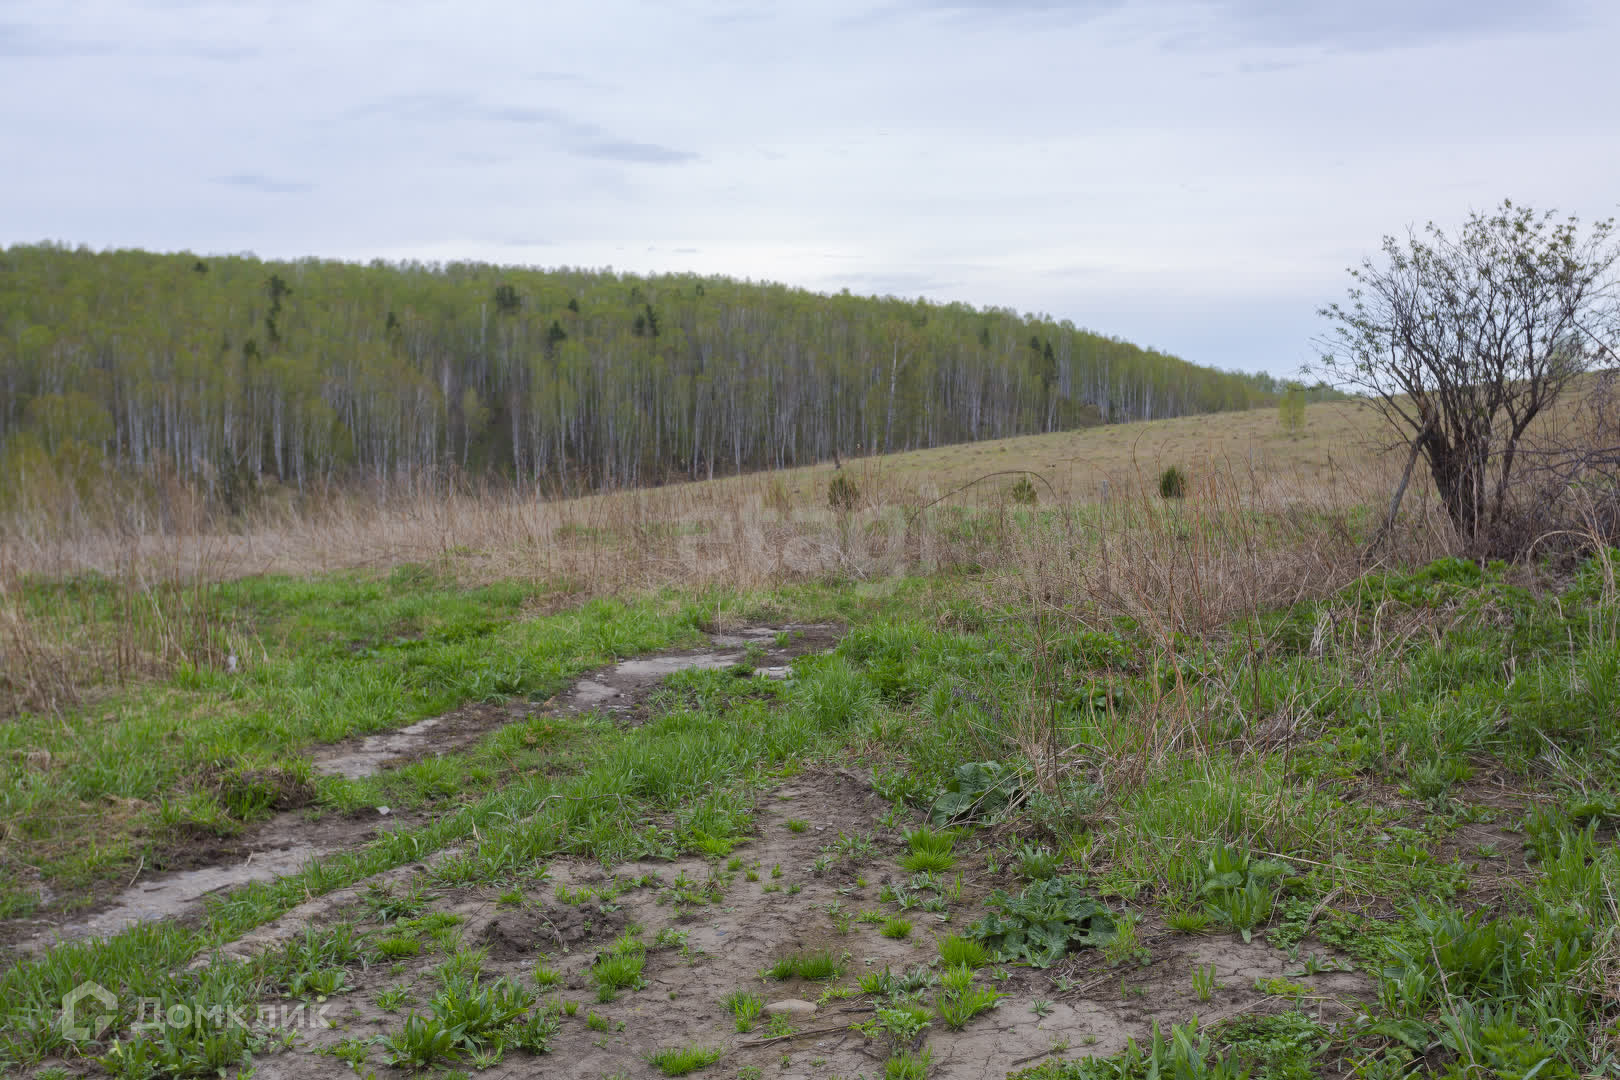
0,244,1314,507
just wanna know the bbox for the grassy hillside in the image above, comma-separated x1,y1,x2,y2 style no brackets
724,399,1384,506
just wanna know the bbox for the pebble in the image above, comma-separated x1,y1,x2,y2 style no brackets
763,999,818,1020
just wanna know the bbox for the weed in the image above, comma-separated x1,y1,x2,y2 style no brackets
885,1048,932,1080
936,983,1004,1031
937,935,990,969
375,935,421,959
857,1004,931,1050
647,1045,725,1076
375,986,414,1012
1014,842,1061,881
940,964,975,996
364,881,434,922
882,916,914,940
901,826,958,873
592,951,647,1001
968,876,1116,967
787,819,809,833
381,1012,464,1070
1191,963,1218,1002
1166,908,1212,935
432,947,487,984
724,988,765,1032
765,948,844,981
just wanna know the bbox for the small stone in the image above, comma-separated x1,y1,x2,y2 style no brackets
763,999,817,1020
377,805,391,816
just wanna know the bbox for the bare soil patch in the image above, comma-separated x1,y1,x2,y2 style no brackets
248,768,1370,1080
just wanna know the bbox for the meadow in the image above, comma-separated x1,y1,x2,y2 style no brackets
2,400,1618,1080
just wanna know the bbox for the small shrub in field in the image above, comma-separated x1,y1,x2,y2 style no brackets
828,473,860,512
1158,466,1187,499
1009,476,1037,505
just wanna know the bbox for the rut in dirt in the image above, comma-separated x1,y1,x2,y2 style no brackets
14,624,838,951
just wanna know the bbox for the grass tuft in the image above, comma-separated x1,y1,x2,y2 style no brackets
648,1045,725,1076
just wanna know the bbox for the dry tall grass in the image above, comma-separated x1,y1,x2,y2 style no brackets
0,436,1438,718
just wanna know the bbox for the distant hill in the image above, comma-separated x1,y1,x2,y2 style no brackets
0,244,1318,504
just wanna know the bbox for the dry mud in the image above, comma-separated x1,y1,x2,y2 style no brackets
244,769,1369,1080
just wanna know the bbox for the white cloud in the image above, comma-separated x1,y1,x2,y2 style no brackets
2,0,1617,374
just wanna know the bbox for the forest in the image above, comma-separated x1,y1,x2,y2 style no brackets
0,244,1302,504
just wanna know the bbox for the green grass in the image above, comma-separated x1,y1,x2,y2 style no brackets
648,1044,724,1076
885,1048,933,1080
937,934,990,969
936,983,1005,1030
901,826,958,873
0,578,712,915
373,935,420,959
7,549,1620,1080
764,949,845,982
591,951,646,1001
723,989,765,1033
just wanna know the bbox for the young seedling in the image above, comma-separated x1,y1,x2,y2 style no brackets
724,989,764,1033
1191,963,1218,1002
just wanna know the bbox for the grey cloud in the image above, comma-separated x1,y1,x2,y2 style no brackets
906,0,1124,13
214,173,314,194
356,98,695,165
1204,0,1579,51
0,19,258,61
893,0,1576,50
1236,58,1297,74
487,106,698,164
0,21,111,58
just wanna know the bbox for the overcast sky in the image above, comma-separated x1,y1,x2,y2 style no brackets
4,1,1618,376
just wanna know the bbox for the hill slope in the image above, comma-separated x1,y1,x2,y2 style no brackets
0,245,1299,503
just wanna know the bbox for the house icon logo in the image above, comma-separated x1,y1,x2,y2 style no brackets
61,981,117,1040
